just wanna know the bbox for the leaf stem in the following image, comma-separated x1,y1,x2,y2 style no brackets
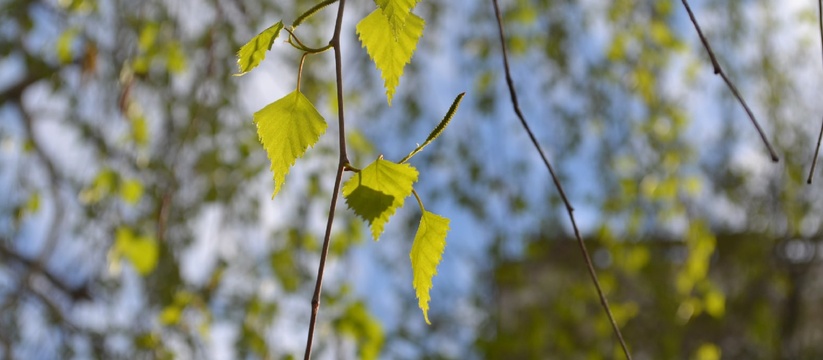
286,28,333,53
490,0,632,358
297,52,307,92
412,188,425,212
681,0,779,162
304,0,349,358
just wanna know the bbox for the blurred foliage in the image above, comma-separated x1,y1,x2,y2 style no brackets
1,0,823,359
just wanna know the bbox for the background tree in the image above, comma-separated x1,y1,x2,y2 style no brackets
1,0,822,359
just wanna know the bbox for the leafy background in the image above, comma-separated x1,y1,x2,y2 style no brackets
2,0,823,359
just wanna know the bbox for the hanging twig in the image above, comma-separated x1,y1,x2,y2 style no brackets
809,118,823,184
681,0,779,162
490,1,632,358
806,0,823,184
304,0,349,358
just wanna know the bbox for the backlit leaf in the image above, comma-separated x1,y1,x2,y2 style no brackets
56,28,79,64
375,0,419,31
343,158,418,239
235,21,284,76
356,9,424,105
254,90,327,198
114,227,158,275
410,210,449,324
120,178,144,204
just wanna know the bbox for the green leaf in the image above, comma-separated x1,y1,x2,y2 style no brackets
114,228,158,275
119,178,144,204
375,0,420,31
356,9,424,105
235,21,284,76
343,158,418,239
410,210,449,324
138,23,159,51
79,168,118,204
56,28,79,64
254,90,327,198
25,192,40,213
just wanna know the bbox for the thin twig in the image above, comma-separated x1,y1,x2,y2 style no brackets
806,0,823,184
304,0,349,358
681,0,779,162
809,116,823,184
490,1,632,358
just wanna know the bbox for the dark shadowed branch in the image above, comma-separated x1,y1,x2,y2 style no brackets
0,244,92,302
490,0,632,358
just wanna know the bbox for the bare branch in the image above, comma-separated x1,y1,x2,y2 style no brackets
304,0,349,358
681,0,779,162
490,0,632,358
806,0,823,184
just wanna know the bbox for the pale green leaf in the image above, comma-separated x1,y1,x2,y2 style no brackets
56,28,79,64
410,210,449,324
159,305,182,325
120,178,144,204
235,21,284,76
375,0,420,31
138,23,159,51
114,228,158,275
79,168,117,204
254,90,327,198
693,343,721,360
25,192,40,213
356,10,424,105
342,158,418,239
131,116,148,146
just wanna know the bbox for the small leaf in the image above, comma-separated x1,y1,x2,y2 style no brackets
120,178,144,204
25,192,40,213
131,116,148,146
159,305,182,325
79,168,118,204
235,21,284,76
356,9,424,105
114,228,158,275
410,210,449,324
343,158,418,239
138,23,159,51
255,90,327,198
56,28,79,64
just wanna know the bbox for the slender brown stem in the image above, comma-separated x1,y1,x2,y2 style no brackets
806,0,823,184
809,116,823,184
681,0,779,162
490,1,632,358
304,0,348,358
